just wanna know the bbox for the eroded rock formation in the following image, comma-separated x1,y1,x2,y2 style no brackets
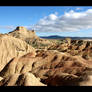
0,50,92,86
0,35,35,72
0,72,46,86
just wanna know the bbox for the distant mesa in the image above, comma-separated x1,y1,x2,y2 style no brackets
8,26,35,34
16,26,27,31
8,26,38,40
15,26,35,33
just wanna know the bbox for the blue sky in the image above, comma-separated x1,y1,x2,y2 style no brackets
0,6,92,37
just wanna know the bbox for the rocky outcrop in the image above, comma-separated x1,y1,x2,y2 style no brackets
0,72,46,86
0,77,3,81
48,39,92,60
42,69,92,86
8,26,53,49
0,27,92,86
8,26,38,40
31,50,88,80
0,35,36,72
0,50,91,86
0,53,36,78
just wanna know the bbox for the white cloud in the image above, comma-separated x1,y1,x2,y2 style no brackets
30,9,92,33
48,14,58,20
63,10,87,18
0,26,15,30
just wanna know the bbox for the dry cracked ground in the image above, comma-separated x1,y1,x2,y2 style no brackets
0,26,92,86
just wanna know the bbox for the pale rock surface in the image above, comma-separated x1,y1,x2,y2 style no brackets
8,26,38,40
0,50,90,86
8,26,53,49
0,77,3,81
0,72,46,86
0,53,37,78
0,35,36,72
79,75,92,86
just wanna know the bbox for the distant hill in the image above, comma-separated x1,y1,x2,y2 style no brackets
8,26,38,40
40,35,92,40
7,26,53,49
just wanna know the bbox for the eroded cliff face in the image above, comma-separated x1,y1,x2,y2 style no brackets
0,26,92,86
0,50,92,86
0,72,46,86
0,35,36,72
8,26,38,39
48,39,92,61
8,26,53,49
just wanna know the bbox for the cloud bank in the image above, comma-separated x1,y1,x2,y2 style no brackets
31,9,92,33
0,26,15,30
